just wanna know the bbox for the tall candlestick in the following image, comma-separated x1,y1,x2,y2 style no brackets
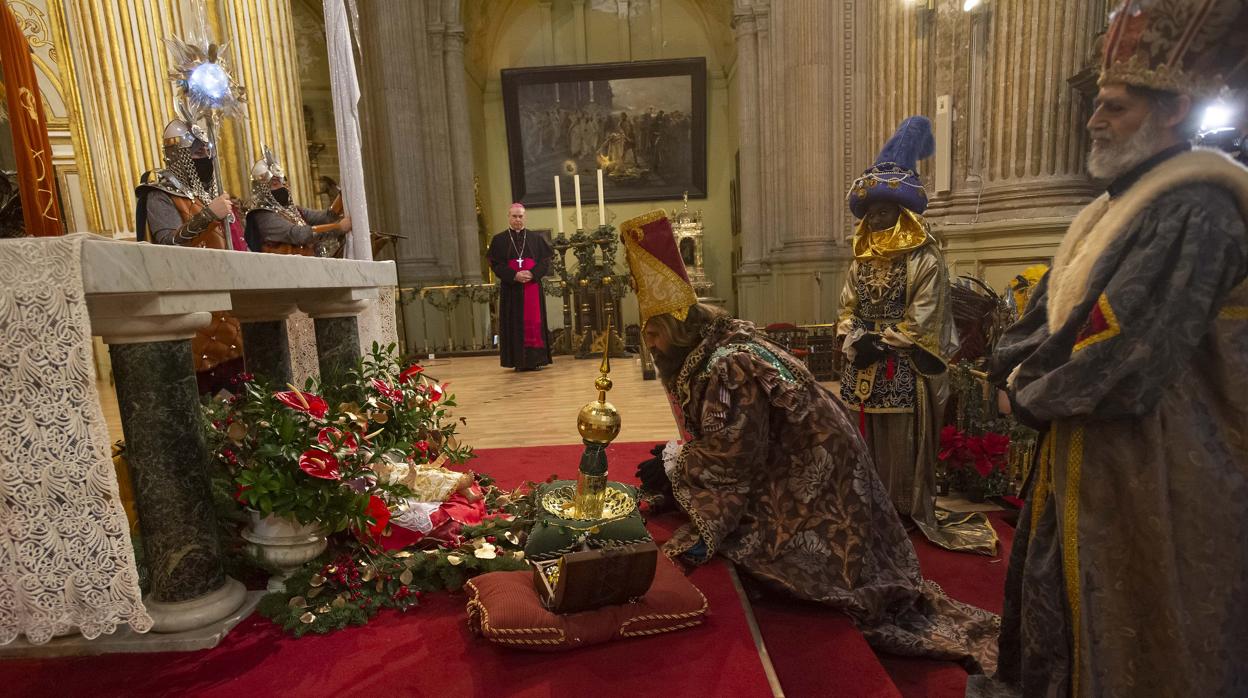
573,174,584,230
596,168,606,228
554,175,564,233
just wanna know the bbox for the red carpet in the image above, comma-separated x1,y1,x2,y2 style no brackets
0,442,1011,698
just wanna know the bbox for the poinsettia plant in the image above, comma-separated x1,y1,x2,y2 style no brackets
938,425,1010,501
206,343,473,534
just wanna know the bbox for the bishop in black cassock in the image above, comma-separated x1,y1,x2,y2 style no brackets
487,204,553,371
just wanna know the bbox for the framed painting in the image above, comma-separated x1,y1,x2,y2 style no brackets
501,57,707,208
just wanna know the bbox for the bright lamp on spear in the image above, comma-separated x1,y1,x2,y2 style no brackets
165,38,247,204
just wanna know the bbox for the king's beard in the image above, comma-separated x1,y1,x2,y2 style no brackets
1087,114,1169,181
653,343,695,391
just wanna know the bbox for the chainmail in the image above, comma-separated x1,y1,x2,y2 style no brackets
164,145,219,203
248,178,304,223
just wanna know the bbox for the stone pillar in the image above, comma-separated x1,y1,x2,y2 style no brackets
858,0,1107,288
233,296,301,386
91,299,246,633
733,0,854,325
732,1,763,270
302,297,371,381
357,0,471,284
211,0,314,202
440,1,483,281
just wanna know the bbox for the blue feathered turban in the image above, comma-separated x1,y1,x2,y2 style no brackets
848,116,935,220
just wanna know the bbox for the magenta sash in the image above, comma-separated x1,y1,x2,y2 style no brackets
508,258,545,348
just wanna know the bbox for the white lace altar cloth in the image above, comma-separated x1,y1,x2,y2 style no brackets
0,234,152,644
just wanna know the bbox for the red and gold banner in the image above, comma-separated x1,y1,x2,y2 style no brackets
0,0,63,236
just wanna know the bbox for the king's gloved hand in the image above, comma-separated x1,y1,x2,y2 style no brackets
851,333,887,368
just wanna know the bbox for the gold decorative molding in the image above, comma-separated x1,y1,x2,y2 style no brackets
47,0,101,234
212,0,313,203
61,0,189,235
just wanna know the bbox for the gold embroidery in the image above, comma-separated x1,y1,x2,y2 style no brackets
620,210,697,324
1072,293,1122,353
1028,431,1054,541
853,364,876,402
1219,306,1248,320
1062,424,1085,697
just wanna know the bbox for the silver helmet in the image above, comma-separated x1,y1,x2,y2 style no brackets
247,144,300,220
160,103,217,199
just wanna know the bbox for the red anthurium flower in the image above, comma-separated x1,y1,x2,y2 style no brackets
371,378,405,403
398,364,424,385
317,426,359,453
366,495,391,539
428,382,446,403
414,440,430,456
298,448,341,480
274,389,329,419
234,484,249,504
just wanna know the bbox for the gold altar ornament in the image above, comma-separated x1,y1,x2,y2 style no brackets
573,317,621,518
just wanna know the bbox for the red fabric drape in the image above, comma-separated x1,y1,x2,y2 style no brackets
0,0,63,236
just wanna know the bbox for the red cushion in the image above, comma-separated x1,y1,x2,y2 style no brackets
465,556,707,650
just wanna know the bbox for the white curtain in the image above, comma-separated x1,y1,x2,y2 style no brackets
324,0,372,262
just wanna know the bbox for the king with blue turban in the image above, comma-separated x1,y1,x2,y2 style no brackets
837,116,996,555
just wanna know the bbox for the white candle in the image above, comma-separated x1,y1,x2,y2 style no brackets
573,174,584,230
597,168,606,228
554,175,564,233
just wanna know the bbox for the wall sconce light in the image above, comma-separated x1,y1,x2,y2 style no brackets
963,0,985,11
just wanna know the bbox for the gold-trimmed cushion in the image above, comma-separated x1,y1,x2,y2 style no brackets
465,556,707,651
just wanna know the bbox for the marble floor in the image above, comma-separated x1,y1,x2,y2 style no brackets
96,354,681,449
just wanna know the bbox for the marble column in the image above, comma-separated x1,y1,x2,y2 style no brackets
313,317,361,381
92,301,246,633
241,321,292,385
233,297,300,386
858,0,1107,286
303,297,371,381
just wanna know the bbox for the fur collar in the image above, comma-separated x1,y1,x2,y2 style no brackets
1047,149,1248,331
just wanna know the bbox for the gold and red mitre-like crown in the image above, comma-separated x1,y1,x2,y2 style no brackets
619,210,697,324
1100,0,1248,97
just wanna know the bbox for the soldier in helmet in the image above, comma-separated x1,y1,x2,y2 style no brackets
134,108,246,394
244,146,350,257
136,107,245,251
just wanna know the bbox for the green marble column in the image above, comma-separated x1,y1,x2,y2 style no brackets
241,320,292,386
314,315,361,383
110,338,227,603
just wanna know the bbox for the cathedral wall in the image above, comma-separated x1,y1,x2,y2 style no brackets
467,0,738,325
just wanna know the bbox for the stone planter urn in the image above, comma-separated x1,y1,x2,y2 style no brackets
241,510,328,592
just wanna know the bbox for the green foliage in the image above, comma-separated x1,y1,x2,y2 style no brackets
258,480,539,637
204,344,471,534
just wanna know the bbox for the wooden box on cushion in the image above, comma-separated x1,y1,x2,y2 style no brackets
466,552,706,651
532,542,659,614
